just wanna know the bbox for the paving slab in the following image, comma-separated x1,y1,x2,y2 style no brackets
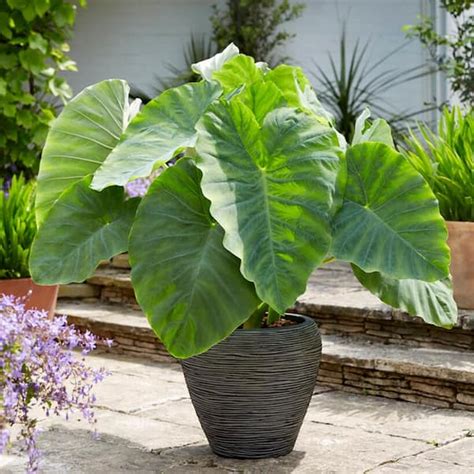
1,422,427,474
136,398,201,428
0,427,191,473
155,421,429,474
2,353,473,473
41,408,206,451
91,371,188,413
85,352,182,382
370,436,474,473
308,391,474,443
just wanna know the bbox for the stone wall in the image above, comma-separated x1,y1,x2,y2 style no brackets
63,279,474,352
294,303,474,352
88,330,474,411
318,361,474,411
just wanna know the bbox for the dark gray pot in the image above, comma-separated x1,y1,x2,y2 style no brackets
181,313,322,459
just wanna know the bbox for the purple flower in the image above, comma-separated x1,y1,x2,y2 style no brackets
0,429,9,452
0,295,111,473
125,170,162,198
125,176,153,198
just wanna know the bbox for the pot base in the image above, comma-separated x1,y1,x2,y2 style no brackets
181,314,321,459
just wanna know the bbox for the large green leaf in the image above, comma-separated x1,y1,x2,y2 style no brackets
264,64,310,107
191,43,239,81
239,81,284,124
36,79,130,226
196,99,342,313
332,142,450,281
265,64,333,125
91,81,222,190
129,159,259,359
30,176,139,285
352,108,394,147
352,265,457,328
211,54,284,124
212,54,263,92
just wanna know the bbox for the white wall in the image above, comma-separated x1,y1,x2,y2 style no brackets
66,0,435,118
65,0,216,93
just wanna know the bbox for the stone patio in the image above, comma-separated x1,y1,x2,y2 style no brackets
2,353,473,473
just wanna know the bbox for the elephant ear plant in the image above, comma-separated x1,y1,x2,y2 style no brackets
30,44,457,359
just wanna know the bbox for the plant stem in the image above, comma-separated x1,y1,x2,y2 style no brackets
267,307,281,325
243,303,267,329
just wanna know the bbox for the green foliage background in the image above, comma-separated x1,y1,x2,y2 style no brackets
0,0,85,179
402,107,474,222
0,175,36,278
404,0,473,105
211,0,305,65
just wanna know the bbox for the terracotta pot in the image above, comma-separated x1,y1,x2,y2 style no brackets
447,221,474,309
0,278,59,317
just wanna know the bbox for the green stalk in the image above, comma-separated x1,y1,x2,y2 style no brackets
267,307,282,325
243,302,267,329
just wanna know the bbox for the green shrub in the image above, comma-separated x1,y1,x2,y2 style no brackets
211,0,305,64
0,0,85,179
402,107,473,222
0,175,36,279
404,1,473,105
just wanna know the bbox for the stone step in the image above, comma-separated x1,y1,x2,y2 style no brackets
73,263,474,352
58,283,100,299
58,300,474,411
110,253,130,269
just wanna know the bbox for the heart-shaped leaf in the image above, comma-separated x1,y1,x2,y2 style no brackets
352,264,457,328
352,108,393,147
36,79,130,225
91,80,222,191
129,159,259,359
212,54,263,92
196,99,342,313
332,142,450,281
192,43,239,81
265,64,333,124
30,176,139,284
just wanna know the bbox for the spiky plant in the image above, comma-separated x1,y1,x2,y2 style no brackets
0,175,36,279
402,106,473,222
312,27,435,141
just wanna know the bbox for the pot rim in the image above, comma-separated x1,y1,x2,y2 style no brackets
0,277,58,289
0,277,33,283
235,312,314,333
446,220,474,228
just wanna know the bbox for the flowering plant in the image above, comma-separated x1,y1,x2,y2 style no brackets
0,295,110,473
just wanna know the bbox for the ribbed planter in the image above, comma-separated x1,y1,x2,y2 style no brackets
181,313,321,459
